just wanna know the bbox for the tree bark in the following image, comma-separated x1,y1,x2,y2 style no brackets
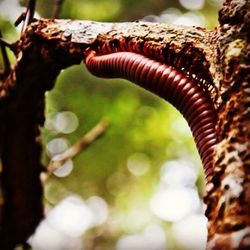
0,0,249,249
204,0,250,249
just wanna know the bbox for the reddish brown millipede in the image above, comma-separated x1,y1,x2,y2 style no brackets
83,51,217,180
96,40,217,101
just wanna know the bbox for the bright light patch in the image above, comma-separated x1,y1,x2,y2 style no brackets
47,196,94,237
143,224,167,247
172,213,208,250
171,116,191,136
122,210,151,231
54,111,79,134
29,221,83,250
116,224,166,250
179,0,205,10
141,14,160,22
160,160,198,187
174,12,206,26
159,8,182,23
29,221,65,250
46,138,69,157
142,8,182,24
116,235,149,250
86,196,109,225
127,153,150,176
150,187,200,222
52,155,73,178
0,0,25,21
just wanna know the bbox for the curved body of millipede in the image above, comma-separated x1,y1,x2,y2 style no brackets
83,51,217,180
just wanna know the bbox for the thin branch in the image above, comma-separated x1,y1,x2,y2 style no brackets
27,0,36,25
42,119,110,182
14,12,26,27
0,38,15,54
21,0,36,33
52,0,65,19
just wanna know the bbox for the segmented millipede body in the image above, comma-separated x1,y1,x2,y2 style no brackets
84,51,217,180
97,40,218,102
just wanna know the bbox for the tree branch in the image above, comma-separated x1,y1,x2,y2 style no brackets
0,4,248,247
0,18,219,248
42,119,109,182
21,0,36,33
20,19,219,99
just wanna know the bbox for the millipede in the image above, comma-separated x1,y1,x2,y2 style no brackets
83,50,217,181
95,39,218,101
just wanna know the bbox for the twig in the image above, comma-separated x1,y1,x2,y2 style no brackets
14,12,26,27
0,38,13,50
21,0,36,33
41,119,110,182
26,0,36,25
52,0,65,19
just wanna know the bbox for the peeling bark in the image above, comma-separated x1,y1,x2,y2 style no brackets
0,0,249,248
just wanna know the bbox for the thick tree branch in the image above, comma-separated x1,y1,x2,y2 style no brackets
28,19,219,102
0,23,61,249
0,18,220,248
0,20,218,248
204,1,250,248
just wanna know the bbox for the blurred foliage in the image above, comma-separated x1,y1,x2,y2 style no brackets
0,0,221,249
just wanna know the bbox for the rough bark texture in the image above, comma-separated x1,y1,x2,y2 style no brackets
204,0,250,249
0,0,249,249
0,29,61,249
